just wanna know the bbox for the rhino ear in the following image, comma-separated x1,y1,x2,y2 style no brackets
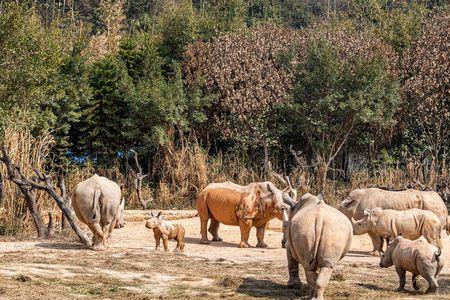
363,209,371,217
267,183,274,194
150,211,154,217
157,211,162,219
341,197,357,208
317,193,325,202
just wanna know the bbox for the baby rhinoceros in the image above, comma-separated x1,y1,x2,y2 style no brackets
145,212,185,252
380,236,444,293
353,207,442,249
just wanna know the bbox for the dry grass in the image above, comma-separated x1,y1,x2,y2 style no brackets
0,126,55,235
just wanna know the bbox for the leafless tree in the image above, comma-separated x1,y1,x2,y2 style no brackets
130,149,153,209
0,146,90,245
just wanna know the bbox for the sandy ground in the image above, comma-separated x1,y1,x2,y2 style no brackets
1,210,450,299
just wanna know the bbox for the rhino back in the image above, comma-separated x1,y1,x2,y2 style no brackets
73,175,121,224
353,188,447,220
393,239,438,275
289,201,352,270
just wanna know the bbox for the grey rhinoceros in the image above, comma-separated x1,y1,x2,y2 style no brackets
283,193,352,300
72,174,124,250
339,188,448,256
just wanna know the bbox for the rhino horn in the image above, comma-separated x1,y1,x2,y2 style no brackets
282,193,295,208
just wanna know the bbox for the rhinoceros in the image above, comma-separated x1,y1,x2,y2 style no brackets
72,174,123,250
380,236,444,293
283,193,352,300
197,183,285,247
339,188,448,256
353,207,442,249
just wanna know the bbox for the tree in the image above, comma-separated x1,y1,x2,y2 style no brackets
281,23,400,191
158,0,198,63
71,55,135,162
0,3,64,133
184,25,297,157
401,11,450,173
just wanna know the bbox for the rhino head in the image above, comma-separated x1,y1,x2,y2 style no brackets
352,207,383,235
339,197,360,220
281,193,296,248
262,183,287,220
145,211,163,229
380,235,402,268
115,197,126,229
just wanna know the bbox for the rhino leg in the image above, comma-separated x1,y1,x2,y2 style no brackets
238,220,252,248
209,218,222,242
314,267,332,300
369,232,382,256
89,223,105,251
155,237,161,251
286,247,301,289
199,216,210,244
412,274,420,291
256,223,268,248
395,267,406,291
162,238,169,251
175,227,186,252
305,270,317,298
424,275,438,293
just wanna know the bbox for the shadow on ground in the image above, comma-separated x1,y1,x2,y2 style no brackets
235,277,307,298
35,243,89,250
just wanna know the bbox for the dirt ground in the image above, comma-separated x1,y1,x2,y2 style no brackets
1,210,450,299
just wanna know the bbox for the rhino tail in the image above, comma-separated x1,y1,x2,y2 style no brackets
309,213,324,268
92,188,101,222
434,248,442,262
435,248,443,277
446,217,450,235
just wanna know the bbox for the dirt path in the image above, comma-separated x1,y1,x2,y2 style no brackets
1,210,450,299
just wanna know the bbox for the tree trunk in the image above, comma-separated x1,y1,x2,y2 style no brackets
316,162,329,194
19,185,47,238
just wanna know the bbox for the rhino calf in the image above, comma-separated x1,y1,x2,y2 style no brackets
353,207,442,250
380,236,444,293
145,212,185,252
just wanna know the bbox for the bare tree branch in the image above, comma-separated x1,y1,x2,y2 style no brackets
130,149,152,209
0,146,91,245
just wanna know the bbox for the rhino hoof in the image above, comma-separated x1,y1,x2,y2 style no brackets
370,251,381,257
395,287,406,292
200,239,210,244
287,278,301,289
212,237,223,242
239,242,250,248
256,242,268,248
92,244,106,251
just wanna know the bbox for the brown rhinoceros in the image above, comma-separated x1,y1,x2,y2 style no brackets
196,182,286,247
283,193,352,300
72,174,123,250
339,188,449,256
353,207,442,249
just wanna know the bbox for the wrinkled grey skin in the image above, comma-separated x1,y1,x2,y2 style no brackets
73,174,124,250
380,236,444,293
352,207,442,249
283,193,352,300
339,188,448,256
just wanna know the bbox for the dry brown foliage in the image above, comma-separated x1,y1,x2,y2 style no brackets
83,0,125,61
